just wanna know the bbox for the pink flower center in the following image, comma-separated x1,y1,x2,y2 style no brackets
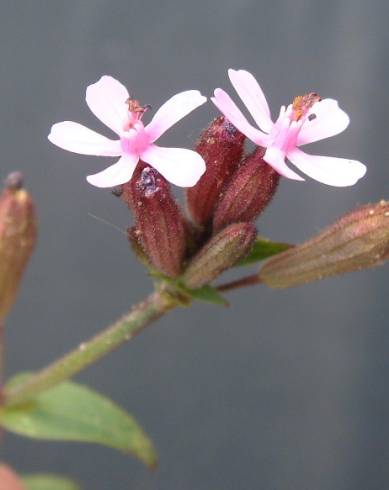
269,92,321,152
120,99,151,155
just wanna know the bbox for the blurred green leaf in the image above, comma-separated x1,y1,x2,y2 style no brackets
23,474,81,490
183,284,229,306
236,237,292,266
1,374,157,469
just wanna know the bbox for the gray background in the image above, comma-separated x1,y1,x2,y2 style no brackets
1,1,389,489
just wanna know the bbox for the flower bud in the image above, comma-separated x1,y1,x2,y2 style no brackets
0,173,36,320
186,116,245,227
121,163,186,277
259,200,389,288
213,147,280,232
183,222,256,288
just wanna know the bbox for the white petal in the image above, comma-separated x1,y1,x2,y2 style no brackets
86,153,139,188
297,98,350,146
211,89,268,146
264,147,305,181
287,148,366,187
228,69,273,133
140,144,206,187
86,76,130,135
145,90,206,142
48,121,122,156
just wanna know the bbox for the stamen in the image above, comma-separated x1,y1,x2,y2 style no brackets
125,98,150,121
292,92,321,121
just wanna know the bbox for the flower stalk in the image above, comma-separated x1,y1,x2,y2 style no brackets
4,290,177,407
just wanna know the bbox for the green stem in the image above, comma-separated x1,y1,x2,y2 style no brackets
4,291,176,407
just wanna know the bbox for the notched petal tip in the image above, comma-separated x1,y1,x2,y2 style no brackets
227,68,252,79
94,74,120,84
227,68,240,81
183,89,207,104
227,68,252,82
86,75,129,95
47,124,56,142
343,159,367,185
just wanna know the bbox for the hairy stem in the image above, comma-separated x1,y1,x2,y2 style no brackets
4,291,176,407
217,274,262,292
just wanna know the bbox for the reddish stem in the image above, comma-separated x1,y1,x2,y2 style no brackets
217,274,262,292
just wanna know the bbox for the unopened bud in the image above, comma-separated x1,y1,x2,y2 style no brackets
0,174,36,320
259,200,389,288
213,147,279,232
183,222,256,288
186,117,245,227
121,164,186,277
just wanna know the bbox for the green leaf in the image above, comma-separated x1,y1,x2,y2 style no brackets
236,237,292,267
1,374,157,469
183,284,229,306
23,474,81,490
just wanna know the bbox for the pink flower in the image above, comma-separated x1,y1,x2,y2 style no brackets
211,69,366,186
48,76,207,188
